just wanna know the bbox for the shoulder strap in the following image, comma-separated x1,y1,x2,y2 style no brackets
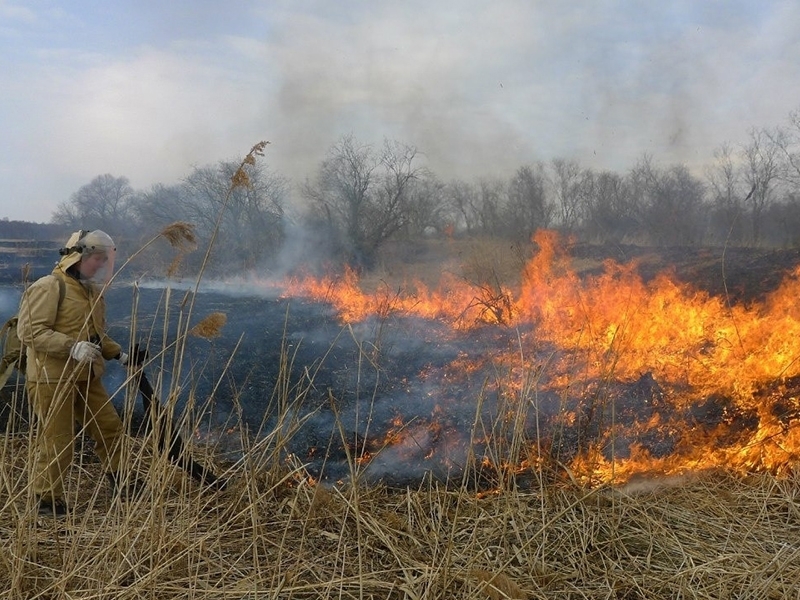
57,275,66,307
45,274,67,308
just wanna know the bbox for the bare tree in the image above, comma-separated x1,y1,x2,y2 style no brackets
768,107,800,190
445,179,480,234
138,183,190,226
583,170,638,243
51,174,137,235
133,159,288,274
764,108,800,246
473,177,507,237
742,128,781,245
180,160,287,271
550,158,585,232
705,143,746,244
402,174,448,237
504,164,551,242
663,165,708,244
626,154,662,243
303,135,421,267
762,194,800,247
629,156,707,245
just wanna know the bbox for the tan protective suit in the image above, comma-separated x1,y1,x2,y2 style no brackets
17,261,125,502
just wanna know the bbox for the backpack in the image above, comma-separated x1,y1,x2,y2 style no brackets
0,316,23,374
0,275,66,381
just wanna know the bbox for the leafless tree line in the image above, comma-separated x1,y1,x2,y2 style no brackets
47,106,800,274
51,160,289,275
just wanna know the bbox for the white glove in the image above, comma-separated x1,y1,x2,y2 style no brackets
70,341,101,363
117,352,129,365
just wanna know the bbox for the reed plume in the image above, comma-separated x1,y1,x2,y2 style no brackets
160,221,197,252
189,312,227,338
231,141,269,189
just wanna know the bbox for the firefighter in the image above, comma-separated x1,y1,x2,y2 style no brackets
17,229,141,516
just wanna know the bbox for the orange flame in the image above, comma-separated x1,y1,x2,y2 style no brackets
281,230,800,484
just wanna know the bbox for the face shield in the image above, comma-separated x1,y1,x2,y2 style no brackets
80,230,117,284
59,230,117,284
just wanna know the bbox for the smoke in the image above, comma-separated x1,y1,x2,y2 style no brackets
270,216,340,279
5,2,800,223
267,3,537,184
263,1,800,186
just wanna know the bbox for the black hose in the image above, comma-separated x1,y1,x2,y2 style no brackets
134,355,226,489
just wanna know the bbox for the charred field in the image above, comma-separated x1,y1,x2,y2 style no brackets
13,236,798,488
230,239,798,484
4,237,800,489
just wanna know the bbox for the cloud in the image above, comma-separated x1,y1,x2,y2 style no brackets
0,1,36,25
2,1,800,221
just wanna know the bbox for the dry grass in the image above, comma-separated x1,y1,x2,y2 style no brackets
2,428,799,599
3,341,800,599
5,321,797,599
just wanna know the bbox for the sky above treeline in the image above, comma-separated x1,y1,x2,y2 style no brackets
1,0,799,223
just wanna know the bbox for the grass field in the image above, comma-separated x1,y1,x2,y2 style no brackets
2,226,800,598
2,428,799,598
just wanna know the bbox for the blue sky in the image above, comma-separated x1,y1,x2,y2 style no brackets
1,0,799,222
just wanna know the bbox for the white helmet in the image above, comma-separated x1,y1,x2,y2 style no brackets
59,229,117,282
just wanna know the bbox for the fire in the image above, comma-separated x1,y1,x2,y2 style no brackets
280,230,800,485
283,266,514,327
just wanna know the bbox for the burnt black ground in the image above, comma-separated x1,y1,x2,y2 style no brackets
3,242,800,487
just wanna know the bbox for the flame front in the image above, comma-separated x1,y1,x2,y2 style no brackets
281,231,800,485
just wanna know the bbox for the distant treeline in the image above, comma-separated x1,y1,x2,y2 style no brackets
9,105,800,277
0,220,69,242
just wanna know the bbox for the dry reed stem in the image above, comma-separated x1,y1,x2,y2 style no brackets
2,431,799,600
470,568,527,599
